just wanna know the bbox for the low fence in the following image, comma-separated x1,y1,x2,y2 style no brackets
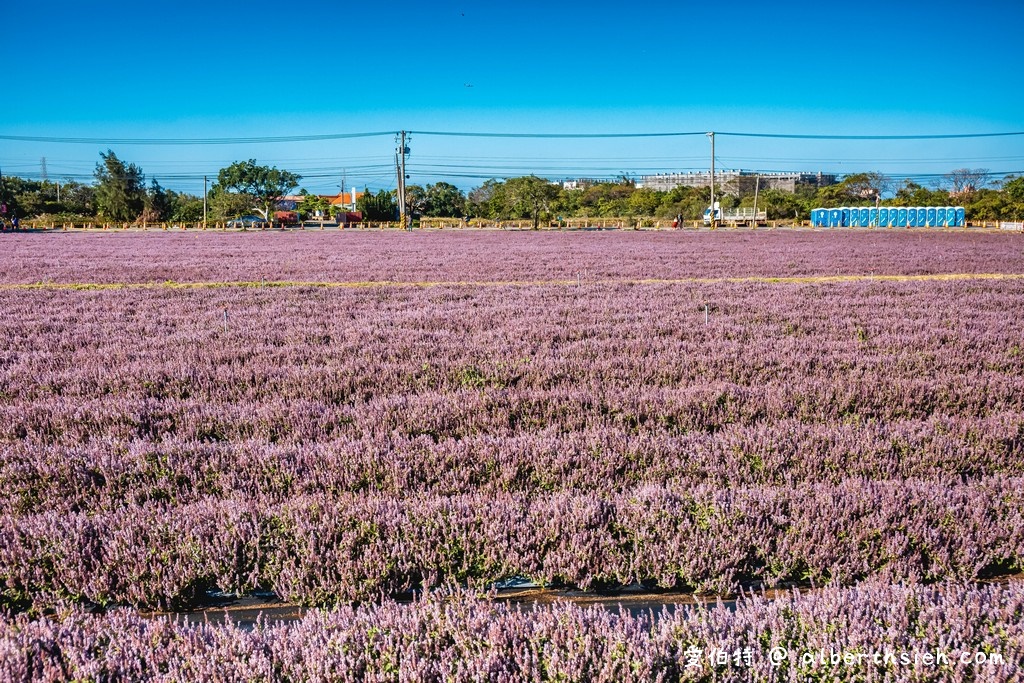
3,219,1021,233
3,221,410,232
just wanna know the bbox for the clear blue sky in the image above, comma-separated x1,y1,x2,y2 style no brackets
2,0,1022,195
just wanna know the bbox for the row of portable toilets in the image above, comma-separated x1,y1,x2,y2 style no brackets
811,207,966,228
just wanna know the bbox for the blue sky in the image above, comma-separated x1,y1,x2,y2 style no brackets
2,0,1022,195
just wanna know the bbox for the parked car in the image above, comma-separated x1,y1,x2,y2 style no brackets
226,215,269,229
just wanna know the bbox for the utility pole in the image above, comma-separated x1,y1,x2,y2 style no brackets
752,174,760,226
395,152,404,226
203,176,208,227
707,132,716,229
396,131,409,229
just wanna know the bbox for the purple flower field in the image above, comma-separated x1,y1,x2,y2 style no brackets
1,230,1022,284
2,231,1023,680
2,582,1021,682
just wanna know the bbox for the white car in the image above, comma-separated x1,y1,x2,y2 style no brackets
226,215,268,229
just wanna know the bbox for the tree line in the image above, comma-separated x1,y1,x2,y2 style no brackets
360,171,1024,225
2,152,1023,225
0,152,304,225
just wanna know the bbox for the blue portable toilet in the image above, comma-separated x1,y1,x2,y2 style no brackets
840,208,851,227
829,208,842,227
896,208,908,227
858,208,870,227
868,208,879,227
812,208,828,226
878,208,889,227
935,207,947,227
917,208,929,228
926,208,937,227
954,207,965,227
907,208,919,227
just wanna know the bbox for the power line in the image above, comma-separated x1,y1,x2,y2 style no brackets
409,130,707,139
0,132,396,145
717,131,1024,140
3,128,1022,145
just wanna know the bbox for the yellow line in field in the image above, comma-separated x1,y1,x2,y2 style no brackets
1,272,1023,292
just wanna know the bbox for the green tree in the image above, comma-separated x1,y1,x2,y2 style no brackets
0,176,43,218
626,187,661,217
167,191,204,223
1000,176,1024,219
6,177,96,219
57,180,96,217
405,184,427,218
207,184,257,220
889,180,949,207
423,182,466,217
357,188,397,221
656,185,709,220
744,188,805,220
815,172,890,207
552,186,580,217
216,160,301,224
94,150,146,221
965,188,1007,220
298,190,330,219
142,179,171,222
503,175,560,228
578,182,635,217
1003,176,1024,201
467,179,505,219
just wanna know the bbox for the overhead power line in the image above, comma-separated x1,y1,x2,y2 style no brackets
409,131,707,138
718,131,1024,140
5,129,1022,146
0,132,396,145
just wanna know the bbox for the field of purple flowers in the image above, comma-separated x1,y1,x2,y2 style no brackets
1,230,1022,284
1,231,1023,679
2,582,1021,681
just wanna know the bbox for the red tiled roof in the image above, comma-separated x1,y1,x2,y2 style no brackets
330,191,364,205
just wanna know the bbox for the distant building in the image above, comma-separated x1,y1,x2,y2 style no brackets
329,190,363,211
561,178,604,190
277,195,303,211
277,190,365,213
637,170,836,194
